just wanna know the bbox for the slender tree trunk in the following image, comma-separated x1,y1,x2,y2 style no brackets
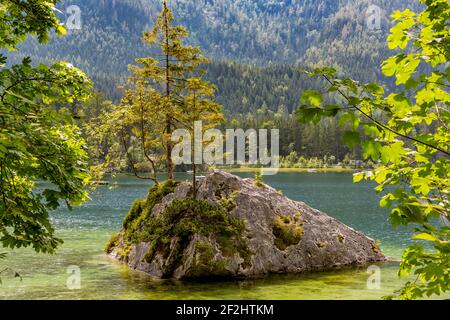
166,116,173,180
164,2,174,180
192,92,197,199
193,158,197,199
139,94,158,184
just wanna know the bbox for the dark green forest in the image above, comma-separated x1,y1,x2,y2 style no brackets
5,0,420,164
9,0,413,98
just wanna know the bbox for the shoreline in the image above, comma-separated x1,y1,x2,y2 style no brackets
95,167,367,178
218,167,361,173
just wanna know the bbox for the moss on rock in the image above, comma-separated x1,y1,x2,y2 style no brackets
116,242,133,262
106,171,386,279
317,242,327,249
106,180,178,259
217,190,239,212
106,180,252,278
140,198,252,276
188,241,229,278
294,211,303,222
372,240,382,254
272,215,304,250
124,180,178,241
122,199,146,229
105,232,122,254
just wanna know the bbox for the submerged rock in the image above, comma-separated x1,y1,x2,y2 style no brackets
107,171,386,279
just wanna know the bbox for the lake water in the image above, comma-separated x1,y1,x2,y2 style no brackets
0,172,423,300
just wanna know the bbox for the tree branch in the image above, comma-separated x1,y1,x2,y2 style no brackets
0,77,57,102
323,75,450,157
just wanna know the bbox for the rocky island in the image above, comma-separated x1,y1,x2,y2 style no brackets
106,171,386,280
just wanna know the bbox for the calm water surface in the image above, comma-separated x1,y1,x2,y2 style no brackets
0,173,425,300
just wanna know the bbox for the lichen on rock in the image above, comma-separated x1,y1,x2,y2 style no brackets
107,171,386,280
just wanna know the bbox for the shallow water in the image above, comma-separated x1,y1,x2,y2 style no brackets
0,173,432,300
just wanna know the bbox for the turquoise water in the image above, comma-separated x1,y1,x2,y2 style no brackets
0,173,423,300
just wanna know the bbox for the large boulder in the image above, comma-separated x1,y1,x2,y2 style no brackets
107,171,386,279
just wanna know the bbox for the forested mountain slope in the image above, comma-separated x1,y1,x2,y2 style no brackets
9,0,415,107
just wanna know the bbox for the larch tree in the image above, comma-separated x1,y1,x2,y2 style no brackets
133,0,207,179
181,77,224,198
89,81,163,183
89,1,223,186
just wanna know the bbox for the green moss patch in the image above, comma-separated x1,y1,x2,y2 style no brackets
106,180,178,256
124,180,178,241
116,242,133,261
188,241,229,278
122,199,146,229
141,198,252,277
294,211,303,222
317,242,327,249
107,180,252,277
272,215,304,250
372,240,382,254
217,190,239,212
105,232,122,254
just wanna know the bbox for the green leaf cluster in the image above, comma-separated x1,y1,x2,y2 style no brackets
0,0,92,254
298,0,450,299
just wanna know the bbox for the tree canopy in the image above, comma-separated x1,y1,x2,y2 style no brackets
0,0,92,253
88,1,223,188
297,0,449,299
